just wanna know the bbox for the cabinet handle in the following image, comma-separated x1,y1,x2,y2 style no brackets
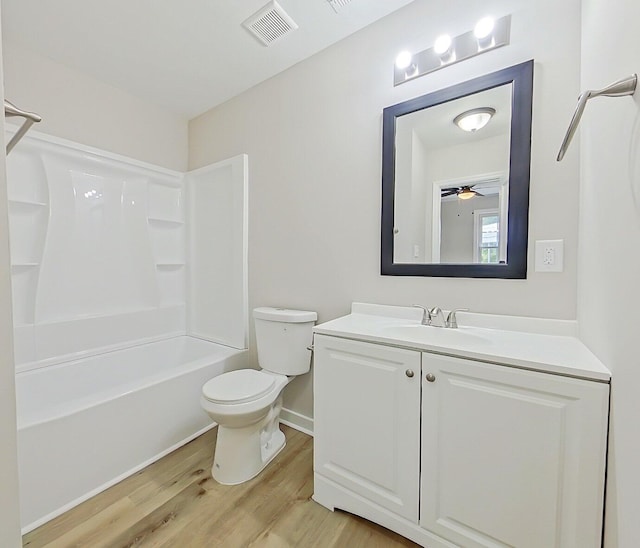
405,369,415,378
425,373,436,383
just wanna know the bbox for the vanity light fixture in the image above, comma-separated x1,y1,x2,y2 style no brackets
395,50,413,70
474,17,495,48
395,50,418,79
454,107,496,132
393,14,511,86
434,34,455,64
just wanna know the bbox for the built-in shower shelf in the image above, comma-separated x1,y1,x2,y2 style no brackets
149,179,182,189
11,263,40,268
156,263,185,268
9,199,47,208
148,217,184,226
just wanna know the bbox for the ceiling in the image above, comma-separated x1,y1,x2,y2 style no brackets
398,84,513,150
1,0,415,119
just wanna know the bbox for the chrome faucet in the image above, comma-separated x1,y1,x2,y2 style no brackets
428,306,446,328
412,305,431,325
413,305,469,328
445,308,469,329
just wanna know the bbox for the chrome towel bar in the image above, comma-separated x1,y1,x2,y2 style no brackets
4,99,42,155
557,73,637,161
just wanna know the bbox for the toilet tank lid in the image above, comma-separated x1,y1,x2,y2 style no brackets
253,307,317,323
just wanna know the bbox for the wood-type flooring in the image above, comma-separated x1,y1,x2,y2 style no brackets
23,425,419,548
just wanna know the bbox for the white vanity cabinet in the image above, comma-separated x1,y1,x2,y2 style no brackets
313,332,610,548
420,352,609,548
313,334,421,521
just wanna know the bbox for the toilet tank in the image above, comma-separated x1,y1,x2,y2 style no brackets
253,307,317,375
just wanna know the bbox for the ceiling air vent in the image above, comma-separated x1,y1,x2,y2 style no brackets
242,1,299,47
327,0,353,13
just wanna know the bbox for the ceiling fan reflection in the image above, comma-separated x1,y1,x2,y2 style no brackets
441,185,484,200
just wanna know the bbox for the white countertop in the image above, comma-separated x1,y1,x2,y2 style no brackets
313,303,611,382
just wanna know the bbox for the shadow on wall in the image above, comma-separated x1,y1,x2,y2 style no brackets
628,102,640,222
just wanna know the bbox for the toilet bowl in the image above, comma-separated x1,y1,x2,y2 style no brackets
201,307,316,485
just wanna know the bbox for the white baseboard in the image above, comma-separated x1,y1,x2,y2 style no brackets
280,407,314,437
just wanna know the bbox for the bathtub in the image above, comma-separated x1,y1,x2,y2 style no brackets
15,335,247,533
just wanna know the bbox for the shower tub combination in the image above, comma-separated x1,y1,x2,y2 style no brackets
16,336,247,533
6,131,249,533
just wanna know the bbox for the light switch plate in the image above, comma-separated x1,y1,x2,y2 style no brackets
535,240,564,272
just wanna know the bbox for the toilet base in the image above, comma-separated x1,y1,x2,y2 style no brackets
211,414,286,485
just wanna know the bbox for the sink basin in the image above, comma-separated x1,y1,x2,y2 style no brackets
382,325,491,347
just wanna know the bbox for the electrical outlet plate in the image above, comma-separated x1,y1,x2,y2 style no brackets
535,240,564,272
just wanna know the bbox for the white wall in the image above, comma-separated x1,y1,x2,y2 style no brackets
578,0,640,545
409,132,428,262
426,134,509,262
427,135,510,183
441,195,499,263
393,119,414,261
189,0,583,420
3,43,188,171
0,11,23,547
395,130,507,264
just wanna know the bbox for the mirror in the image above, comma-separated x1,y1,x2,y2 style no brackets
381,61,533,278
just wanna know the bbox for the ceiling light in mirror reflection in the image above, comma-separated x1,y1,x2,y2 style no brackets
454,107,496,132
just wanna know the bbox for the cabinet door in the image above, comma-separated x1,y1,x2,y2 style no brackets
420,353,609,548
314,335,421,521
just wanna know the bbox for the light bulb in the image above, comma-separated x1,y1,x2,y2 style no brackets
474,17,495,40
433,34,452,55
395,50,413,70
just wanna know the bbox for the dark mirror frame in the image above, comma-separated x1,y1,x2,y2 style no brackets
381,60,534,279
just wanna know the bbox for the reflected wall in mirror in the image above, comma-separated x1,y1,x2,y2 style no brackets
394,85,511,264
381,61,533,278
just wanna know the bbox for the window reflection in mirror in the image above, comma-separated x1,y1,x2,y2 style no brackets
393,84,512,265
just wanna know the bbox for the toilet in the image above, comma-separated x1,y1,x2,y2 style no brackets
200,307,317,485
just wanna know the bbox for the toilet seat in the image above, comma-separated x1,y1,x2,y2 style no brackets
202,370,276,405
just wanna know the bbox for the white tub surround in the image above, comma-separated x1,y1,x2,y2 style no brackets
313,303,610,548
187,156,248,350
6,127,248,370
5,127,250,531
7,129,185,369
